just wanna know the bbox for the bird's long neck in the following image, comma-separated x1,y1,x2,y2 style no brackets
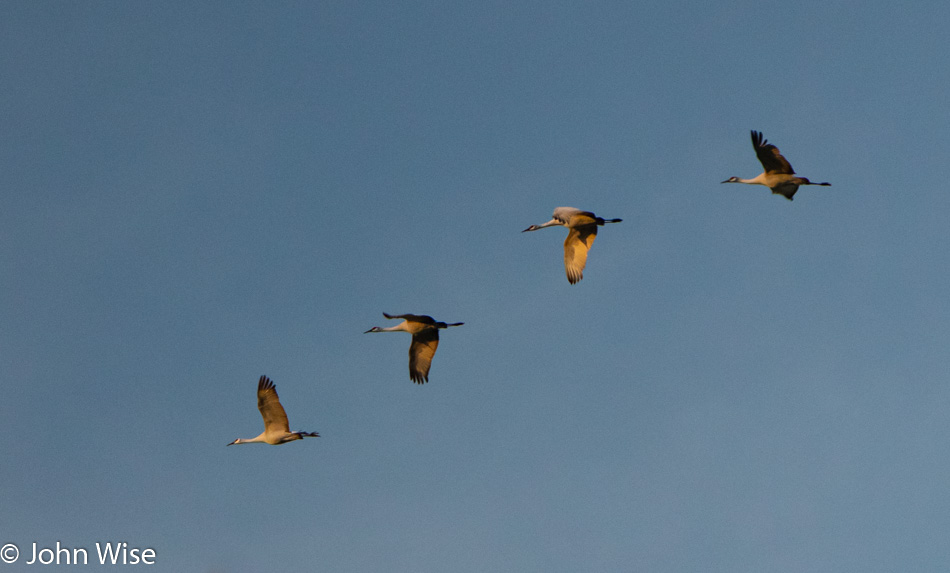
535,219,564,230
232,432,268,445
743,173,770,185
722,174,763,185
379,322,410,333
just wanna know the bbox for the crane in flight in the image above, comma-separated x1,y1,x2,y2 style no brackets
227,375,319,446
364,313,463,384
721,130,831,200
522,206,622,284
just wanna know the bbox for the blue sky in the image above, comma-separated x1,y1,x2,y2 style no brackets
3,2,950,571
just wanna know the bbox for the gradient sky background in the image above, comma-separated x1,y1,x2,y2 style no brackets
3,2,950,572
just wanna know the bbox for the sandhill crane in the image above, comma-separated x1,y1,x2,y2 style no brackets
364,313,464,384
721,130,831,200
522,206,622,284
227,375,319,446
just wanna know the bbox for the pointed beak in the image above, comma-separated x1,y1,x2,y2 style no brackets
363,328,375,334
522,226,536,232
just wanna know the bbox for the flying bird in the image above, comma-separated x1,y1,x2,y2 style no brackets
721,130,831,200
364,313,464,384
227,375,319,446
522,206,622,284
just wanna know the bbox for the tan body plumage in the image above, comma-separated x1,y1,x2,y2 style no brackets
227,376,319,446
364,313,464,384
523,206,622,284
722,130,831,200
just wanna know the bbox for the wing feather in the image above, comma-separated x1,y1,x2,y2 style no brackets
408,328,439,384
257,375,291,433
563,225,597,284
751,130,795,174
383,312,436,325
552,206,583,224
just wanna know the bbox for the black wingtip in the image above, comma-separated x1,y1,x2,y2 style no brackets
258,375,274,391
410,373,429,384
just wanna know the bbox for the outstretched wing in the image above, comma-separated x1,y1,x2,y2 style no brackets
751,130,795,174
563,225,598,284
257,376,291,433
552,206,584,224
408,328,440,383
383,312,436,325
